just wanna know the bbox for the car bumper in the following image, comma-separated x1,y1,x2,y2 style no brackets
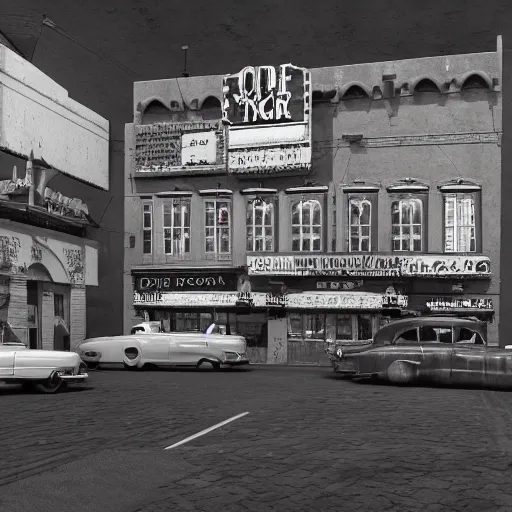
221,352,250,366
58,373,88,383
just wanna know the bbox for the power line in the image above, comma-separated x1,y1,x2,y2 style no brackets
41,15,138,78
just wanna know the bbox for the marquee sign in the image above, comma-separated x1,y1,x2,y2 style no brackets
247,254,492,278
426,297,493,311
133,291,408,310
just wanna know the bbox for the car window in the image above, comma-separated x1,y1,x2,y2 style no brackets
394,328,418,344
419,326,453,344
457,328,485,345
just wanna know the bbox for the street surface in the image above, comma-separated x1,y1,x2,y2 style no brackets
2,365,512,512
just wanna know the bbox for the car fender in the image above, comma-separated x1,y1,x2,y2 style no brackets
387,359,420,384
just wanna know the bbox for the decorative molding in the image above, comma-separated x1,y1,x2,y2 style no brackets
198,189,233,196
155,191,194,197
285,186,329,194
240,188,278,195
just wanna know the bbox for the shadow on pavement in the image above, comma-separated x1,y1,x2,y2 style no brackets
323,372,512,392
0,385,94,396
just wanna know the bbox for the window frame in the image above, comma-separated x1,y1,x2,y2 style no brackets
142,200,153,255
389,193,428,253
289,193,326,253
245,195,277,253
203,195,232,259
346,193,378,253
441,190,481,254
162,197,191,257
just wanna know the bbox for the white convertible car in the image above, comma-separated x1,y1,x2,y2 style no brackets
77,322,250,370
0,341,88,393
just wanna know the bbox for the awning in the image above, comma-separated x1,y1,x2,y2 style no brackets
132,291,409,310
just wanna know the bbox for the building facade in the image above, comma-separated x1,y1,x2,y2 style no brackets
0,44,109,350
124,38,502,364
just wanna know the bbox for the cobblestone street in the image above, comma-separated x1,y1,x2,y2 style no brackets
2,366,512,511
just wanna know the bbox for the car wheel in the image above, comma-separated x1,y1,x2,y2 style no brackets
387,360,418,385
34,374,68,394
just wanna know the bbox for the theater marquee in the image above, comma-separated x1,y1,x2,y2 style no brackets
246,254,492,278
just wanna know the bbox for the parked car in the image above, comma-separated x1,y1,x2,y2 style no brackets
77,322,250,370
325,315,512,388
0,341,88,393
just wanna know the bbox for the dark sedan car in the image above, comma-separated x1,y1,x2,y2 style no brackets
325,315,512,388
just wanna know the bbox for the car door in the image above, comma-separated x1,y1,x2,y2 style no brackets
168,335,210,365
0,349,15,376
140,335,172,364
451,327,487,386
417,325,454,384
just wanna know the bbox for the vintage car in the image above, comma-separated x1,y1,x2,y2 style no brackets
325,315,512,388
77,322,250,370
0,341,88,393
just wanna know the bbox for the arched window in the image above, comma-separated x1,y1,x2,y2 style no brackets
291,199,322,252
391,198,423,252
461,74,489,90
246,198,275,252
342,85,369,100
143,100,171,115
349,198,372,252
413,79,440,93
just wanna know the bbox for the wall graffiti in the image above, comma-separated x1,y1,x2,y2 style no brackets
0,236,21,270
247,254,492,278
63,248,84,284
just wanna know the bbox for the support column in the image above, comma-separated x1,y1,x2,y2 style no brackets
41,284,54,350
7,275,28,345
70,284,86,351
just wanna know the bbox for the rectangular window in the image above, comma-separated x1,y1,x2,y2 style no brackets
246,198,275,252
348,197,372,252
291,198,323,252
391,197,424,252
163,198,191,256
288,313,377,341
205,199,231,255
54,294,64,318
142,202,153,254
444,193,477,252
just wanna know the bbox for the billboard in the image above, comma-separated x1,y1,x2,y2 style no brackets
0,44,109,190
222,63,312,175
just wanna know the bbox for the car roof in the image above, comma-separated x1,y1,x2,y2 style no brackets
375,315,485,340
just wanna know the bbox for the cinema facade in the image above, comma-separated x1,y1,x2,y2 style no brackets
124,38,502,364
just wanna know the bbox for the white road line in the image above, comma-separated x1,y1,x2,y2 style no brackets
164,412,250,450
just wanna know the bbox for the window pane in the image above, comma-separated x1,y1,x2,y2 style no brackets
288,313,303,339
336,314,352,340
358,315,372,340
360,238,370,252
143,240,151,254
312,203,321,225
304,314,325,340
291,203,301,225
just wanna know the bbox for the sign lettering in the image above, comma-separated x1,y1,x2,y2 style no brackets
247,255,491,278
135,274,234,292
426,297,493,311
222,64,309,126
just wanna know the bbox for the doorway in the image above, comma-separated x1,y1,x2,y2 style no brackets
27,280,39,349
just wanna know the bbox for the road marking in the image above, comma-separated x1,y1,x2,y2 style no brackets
164,412,250,450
